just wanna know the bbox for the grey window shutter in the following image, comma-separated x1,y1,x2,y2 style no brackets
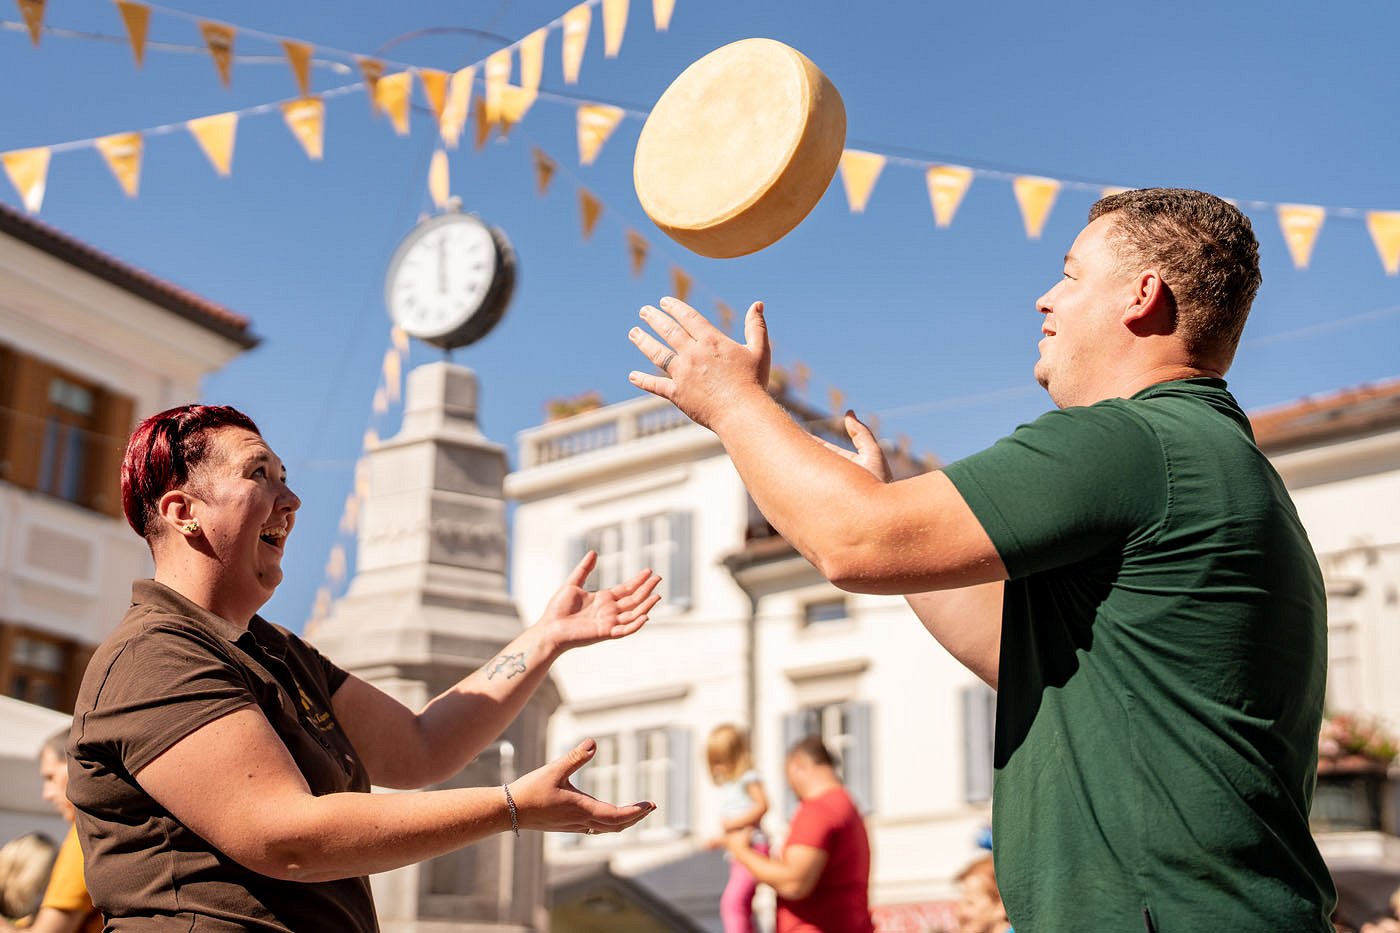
782,710,807,819
842,701,874,815
666,725,692,833
668,510,693,610
962,684,996,803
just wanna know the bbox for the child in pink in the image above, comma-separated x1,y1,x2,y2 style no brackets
706,724,770,933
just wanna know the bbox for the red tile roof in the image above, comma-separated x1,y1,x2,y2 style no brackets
1250,377,1400,453
0,201,258,349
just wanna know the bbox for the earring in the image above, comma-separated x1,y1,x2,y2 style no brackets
183,520,200,535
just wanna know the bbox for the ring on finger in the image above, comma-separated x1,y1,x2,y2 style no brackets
659,351,677,374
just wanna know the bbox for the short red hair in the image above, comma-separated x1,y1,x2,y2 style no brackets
120,405,259,538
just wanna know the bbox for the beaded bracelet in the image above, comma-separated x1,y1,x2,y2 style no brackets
502,783,520,837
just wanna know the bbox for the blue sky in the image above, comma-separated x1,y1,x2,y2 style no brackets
4,0,1398,629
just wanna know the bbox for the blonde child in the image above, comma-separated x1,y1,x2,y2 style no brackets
706,724,769,933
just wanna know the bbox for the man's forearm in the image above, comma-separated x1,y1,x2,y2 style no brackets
730,841,794,888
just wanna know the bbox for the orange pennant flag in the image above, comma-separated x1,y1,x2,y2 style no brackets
519,28,547,95
838,150,885,213
363,428,380,451
440,66,475,148
95,132,143,197
1366,211,1400,276
579,189,604,240
391,325,409,355
326,544,346,585
199,22,236,88
354,457,371,497
339,492,360,533
716,301,734,333
561,3,592,85
383,349,402,403
626,229,649,277
828,387,845,413
17,0,43,45
358,58,385,114
577,104,625,166
1277,204,1325,269
282,40,313,97
376,72,413,135
670,267,692,304
418,69,449,120
472,95,491,150
428,150,450,209
792,361,811,393
496,85,537,136
925,165,973,227
654,0,676,30
372,387,388,415
187,112,238,176
281,97,324,160
484,48,512,126
532,147,556,195
1012,176,1060,239
603,0,629,57
116,0,149,66
1,147,49,213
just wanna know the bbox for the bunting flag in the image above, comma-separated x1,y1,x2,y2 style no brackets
519,28,547,95
2,147,49,213
419,69,449,120
312,586,332,622
839,150,886,213
1278,204,1325,269
439,66,475,147
383,348,402,403
281,96,324,160
577,104,625,165
626,229,649,276
428,149,450,209
603,0,629,57
792,361,811,393
472,95,491,150
199,22,236,88
116,0,148,66
654,0,676,30
925,165,973,227
339,495,359,534
496,85,537,136
1013,176,1060,239
376,72,413,135
579,188,603,239
1366,211,1400,276
484,48,512,126
670,266,692,303
326,544,346,585
357,58,385,114
716,300,734,333
187,112,237,176
532,147,557,195
391,324,409,354
282,40,314,97
372,386,388,415
17,0,43,45
94,133,142,197
828,387,845,412
354,457,371,497
363,428,380,451
561,3,592,84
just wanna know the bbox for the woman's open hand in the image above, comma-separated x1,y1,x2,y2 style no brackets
509,740,655,835
538,552,661,652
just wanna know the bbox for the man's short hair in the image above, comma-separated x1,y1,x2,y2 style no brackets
787,735,839,770
1088,188,1261,367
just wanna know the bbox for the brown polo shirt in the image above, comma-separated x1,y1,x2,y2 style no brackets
69,580,377,931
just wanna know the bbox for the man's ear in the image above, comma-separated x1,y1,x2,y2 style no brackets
157,488,198,536
1122,268,1175,337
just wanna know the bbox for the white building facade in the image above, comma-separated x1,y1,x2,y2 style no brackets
0,202,253,842
506,394,992,930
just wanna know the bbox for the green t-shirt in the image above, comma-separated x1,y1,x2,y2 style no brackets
944,378,1334,932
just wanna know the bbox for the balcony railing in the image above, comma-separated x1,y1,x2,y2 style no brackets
517,396,695,469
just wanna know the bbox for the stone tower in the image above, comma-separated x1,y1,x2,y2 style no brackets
313,362,556,933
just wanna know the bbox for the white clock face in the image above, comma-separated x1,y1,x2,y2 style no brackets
386,215,499,340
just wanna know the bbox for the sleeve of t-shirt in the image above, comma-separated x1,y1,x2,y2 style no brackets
738,769,764,791
77,623,257,776
942,402,1168,579
785,797,838,852
39,824,94,915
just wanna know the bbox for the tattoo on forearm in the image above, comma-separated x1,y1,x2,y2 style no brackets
487,652,528,680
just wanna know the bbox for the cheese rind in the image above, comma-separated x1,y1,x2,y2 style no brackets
634,38,847,259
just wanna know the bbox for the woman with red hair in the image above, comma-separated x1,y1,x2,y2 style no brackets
66,405,661,931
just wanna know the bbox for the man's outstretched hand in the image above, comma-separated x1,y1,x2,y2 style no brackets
628,297,771,430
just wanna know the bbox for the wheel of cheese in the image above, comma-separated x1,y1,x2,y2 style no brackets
634,38,846,259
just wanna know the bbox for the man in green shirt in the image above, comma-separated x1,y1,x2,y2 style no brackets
624,188,1335,930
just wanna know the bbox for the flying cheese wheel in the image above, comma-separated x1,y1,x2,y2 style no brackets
634,38,846,259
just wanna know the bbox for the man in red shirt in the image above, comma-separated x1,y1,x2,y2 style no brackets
724,736,874,933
